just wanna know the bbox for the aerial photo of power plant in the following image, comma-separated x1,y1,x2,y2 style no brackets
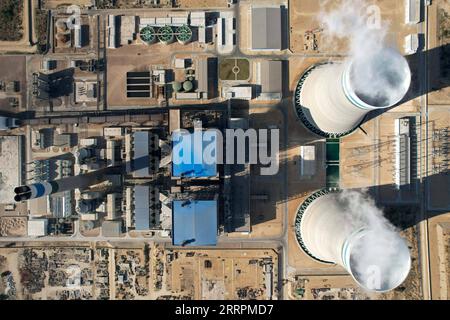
0,0,449,304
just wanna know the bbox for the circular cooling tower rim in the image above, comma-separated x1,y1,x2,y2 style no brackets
342,229,412,293
342,51,412,110
293,63,359,139
294,189,335,264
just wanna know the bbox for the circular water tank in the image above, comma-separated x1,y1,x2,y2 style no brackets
183,80,193,92
172,81,182,92
140,25,156,44
158,25,174,44
175,25,192,44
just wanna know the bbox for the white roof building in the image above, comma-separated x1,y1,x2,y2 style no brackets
404,34,419,55
28,219,48,237
190,12,206,27
405,0,420,25
222,86,252,100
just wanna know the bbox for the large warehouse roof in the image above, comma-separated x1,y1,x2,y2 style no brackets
261,60,283,93
134,185,150,230
172,200,217,246
172,130,218,178
251,7,282,50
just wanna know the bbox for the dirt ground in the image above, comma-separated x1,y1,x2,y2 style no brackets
0,217,27,237
0,56,28,112
428,215,450,300
163,248,278,300
289,0,419,54
43,0,93,9
175,0,228,8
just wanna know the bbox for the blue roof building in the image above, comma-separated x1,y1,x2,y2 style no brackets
172,130,218,178
172,200,218,246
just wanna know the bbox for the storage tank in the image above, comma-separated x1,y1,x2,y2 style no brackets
183,80,193,92
172,81,182,93
158,26,174,45
140,26,156,44
175,25,192,45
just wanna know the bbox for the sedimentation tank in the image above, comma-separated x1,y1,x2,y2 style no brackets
158,25,174,44
294,48,411,138
295,190,411,292
175,25,192,45
140,25,157,44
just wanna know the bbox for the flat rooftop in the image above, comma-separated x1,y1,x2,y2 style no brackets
0,136,22,204
172,130,218,178
251,7,282,50
172,200,217,246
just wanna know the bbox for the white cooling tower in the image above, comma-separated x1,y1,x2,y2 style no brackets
295,191,411,292
294,48,411,137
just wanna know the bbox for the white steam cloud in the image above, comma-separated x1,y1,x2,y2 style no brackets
338,190,410,291
319,0,411,107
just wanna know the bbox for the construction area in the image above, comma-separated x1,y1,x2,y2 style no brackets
0,243,279,300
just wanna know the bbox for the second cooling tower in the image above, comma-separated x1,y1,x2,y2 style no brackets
294,48,411,137
295,191,411,292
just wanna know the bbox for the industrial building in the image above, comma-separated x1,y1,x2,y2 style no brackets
405,0,421,25
107,15,118,49
258,60,283,100
126,185,161,231
172,200,218,246
125,130,160,178
299,145,316,178
34,69,75,100
251,7,282,51
172,130,218,178
120,16,137,46
222,86,252,100
0,136,22,204
404,34,420,55
74,81,98,104
395,118,412,189
217,12,236,54
101,220,122,237
27,219,48,237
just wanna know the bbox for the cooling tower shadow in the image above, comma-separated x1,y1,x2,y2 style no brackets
352,169,450,231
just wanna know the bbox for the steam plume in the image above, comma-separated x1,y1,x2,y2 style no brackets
338,190,410,291
319,0,410,107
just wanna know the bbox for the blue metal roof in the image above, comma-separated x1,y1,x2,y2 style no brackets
172,200,217,246
172,130,218,178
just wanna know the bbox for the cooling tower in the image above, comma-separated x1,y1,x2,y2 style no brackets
295,191,411,292
294,48,411,137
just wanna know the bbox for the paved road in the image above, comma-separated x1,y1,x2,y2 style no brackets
417,2,432,300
